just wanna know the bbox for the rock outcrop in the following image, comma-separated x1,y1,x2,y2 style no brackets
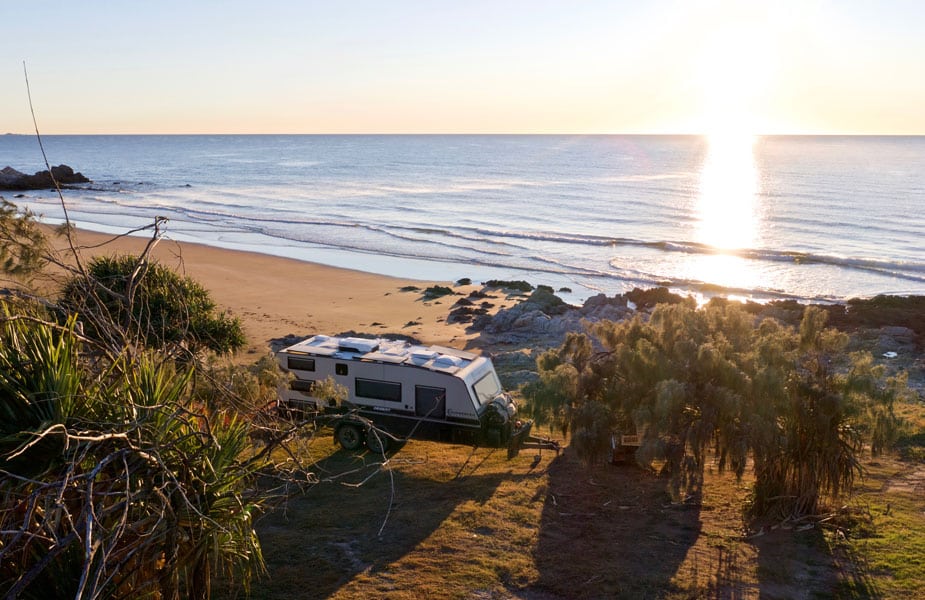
877,325,917,354
0,165,90,190
471,290,635,346
490,350,542,389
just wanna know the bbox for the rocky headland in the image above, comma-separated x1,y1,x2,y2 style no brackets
0,165,90,190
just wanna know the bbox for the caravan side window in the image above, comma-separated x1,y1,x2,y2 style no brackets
355,378,402,402
335,363,348,376
290,379,315,393
287,356,315,372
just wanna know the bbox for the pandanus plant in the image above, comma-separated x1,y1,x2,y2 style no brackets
0,312,265,599
525,301,907,519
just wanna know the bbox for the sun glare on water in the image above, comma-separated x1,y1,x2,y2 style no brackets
679,21,774,294
685,133,762,293
697,132,758,251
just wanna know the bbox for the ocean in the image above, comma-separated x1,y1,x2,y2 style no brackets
1,134,923,304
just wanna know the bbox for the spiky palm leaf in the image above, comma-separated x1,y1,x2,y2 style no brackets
0,318,266,599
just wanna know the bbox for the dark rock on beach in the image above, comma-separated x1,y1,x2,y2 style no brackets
471,290,634,346
0,164,90,190
624,286,695,309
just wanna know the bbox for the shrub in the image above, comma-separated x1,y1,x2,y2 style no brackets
0,199,47,280
59,254,245,356
422,285,455,300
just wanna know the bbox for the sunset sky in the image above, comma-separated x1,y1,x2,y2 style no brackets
3,0,924,135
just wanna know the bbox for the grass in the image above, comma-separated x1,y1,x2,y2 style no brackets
833,459,925,598
219,402,925,599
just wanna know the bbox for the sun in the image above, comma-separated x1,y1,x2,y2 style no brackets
695,25,776,139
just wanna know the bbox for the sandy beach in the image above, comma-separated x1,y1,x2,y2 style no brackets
43,227,486,355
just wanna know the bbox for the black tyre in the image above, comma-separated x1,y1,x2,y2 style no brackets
366,428,390,454
336,423,363,451
485,427,502,448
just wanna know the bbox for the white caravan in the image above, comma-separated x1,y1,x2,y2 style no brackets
277,335,549,455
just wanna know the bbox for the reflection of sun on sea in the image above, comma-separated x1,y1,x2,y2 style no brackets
697,132,757,250
688,133,762,295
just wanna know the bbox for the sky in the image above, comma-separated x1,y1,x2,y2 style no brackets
3,0,924,135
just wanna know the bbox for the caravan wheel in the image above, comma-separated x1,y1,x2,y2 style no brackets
335,423,363,451
485,427,502,448
366,428,390,454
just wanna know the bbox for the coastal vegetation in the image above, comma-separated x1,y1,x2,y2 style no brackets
59,254,246,357
0,316,265,599
0,203,274,598
525,300,911,519
0,198,46,280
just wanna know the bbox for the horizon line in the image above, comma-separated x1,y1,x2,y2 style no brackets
5,131,925,137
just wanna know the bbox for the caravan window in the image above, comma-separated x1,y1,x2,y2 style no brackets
415,386,446,418
355,378,402,402
290,379,315,393
472,371,502,406
335,363,348,376
287,356,316,372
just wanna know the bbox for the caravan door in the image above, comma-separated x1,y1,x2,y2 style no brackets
414,385,446,419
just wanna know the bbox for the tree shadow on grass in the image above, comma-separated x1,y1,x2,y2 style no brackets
528,448,884,599
752,527,880,599
239,448,506,599
529,448,703,599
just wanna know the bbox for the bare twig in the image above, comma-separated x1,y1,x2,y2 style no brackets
23,61,84,276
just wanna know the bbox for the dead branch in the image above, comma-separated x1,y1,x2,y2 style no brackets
23,61,85,277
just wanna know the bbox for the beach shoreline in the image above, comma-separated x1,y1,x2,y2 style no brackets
41,226,489,355
29,224,925,390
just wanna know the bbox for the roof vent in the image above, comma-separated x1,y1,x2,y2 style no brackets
338,337,379,353
411,350,439,362
433,355,463,369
